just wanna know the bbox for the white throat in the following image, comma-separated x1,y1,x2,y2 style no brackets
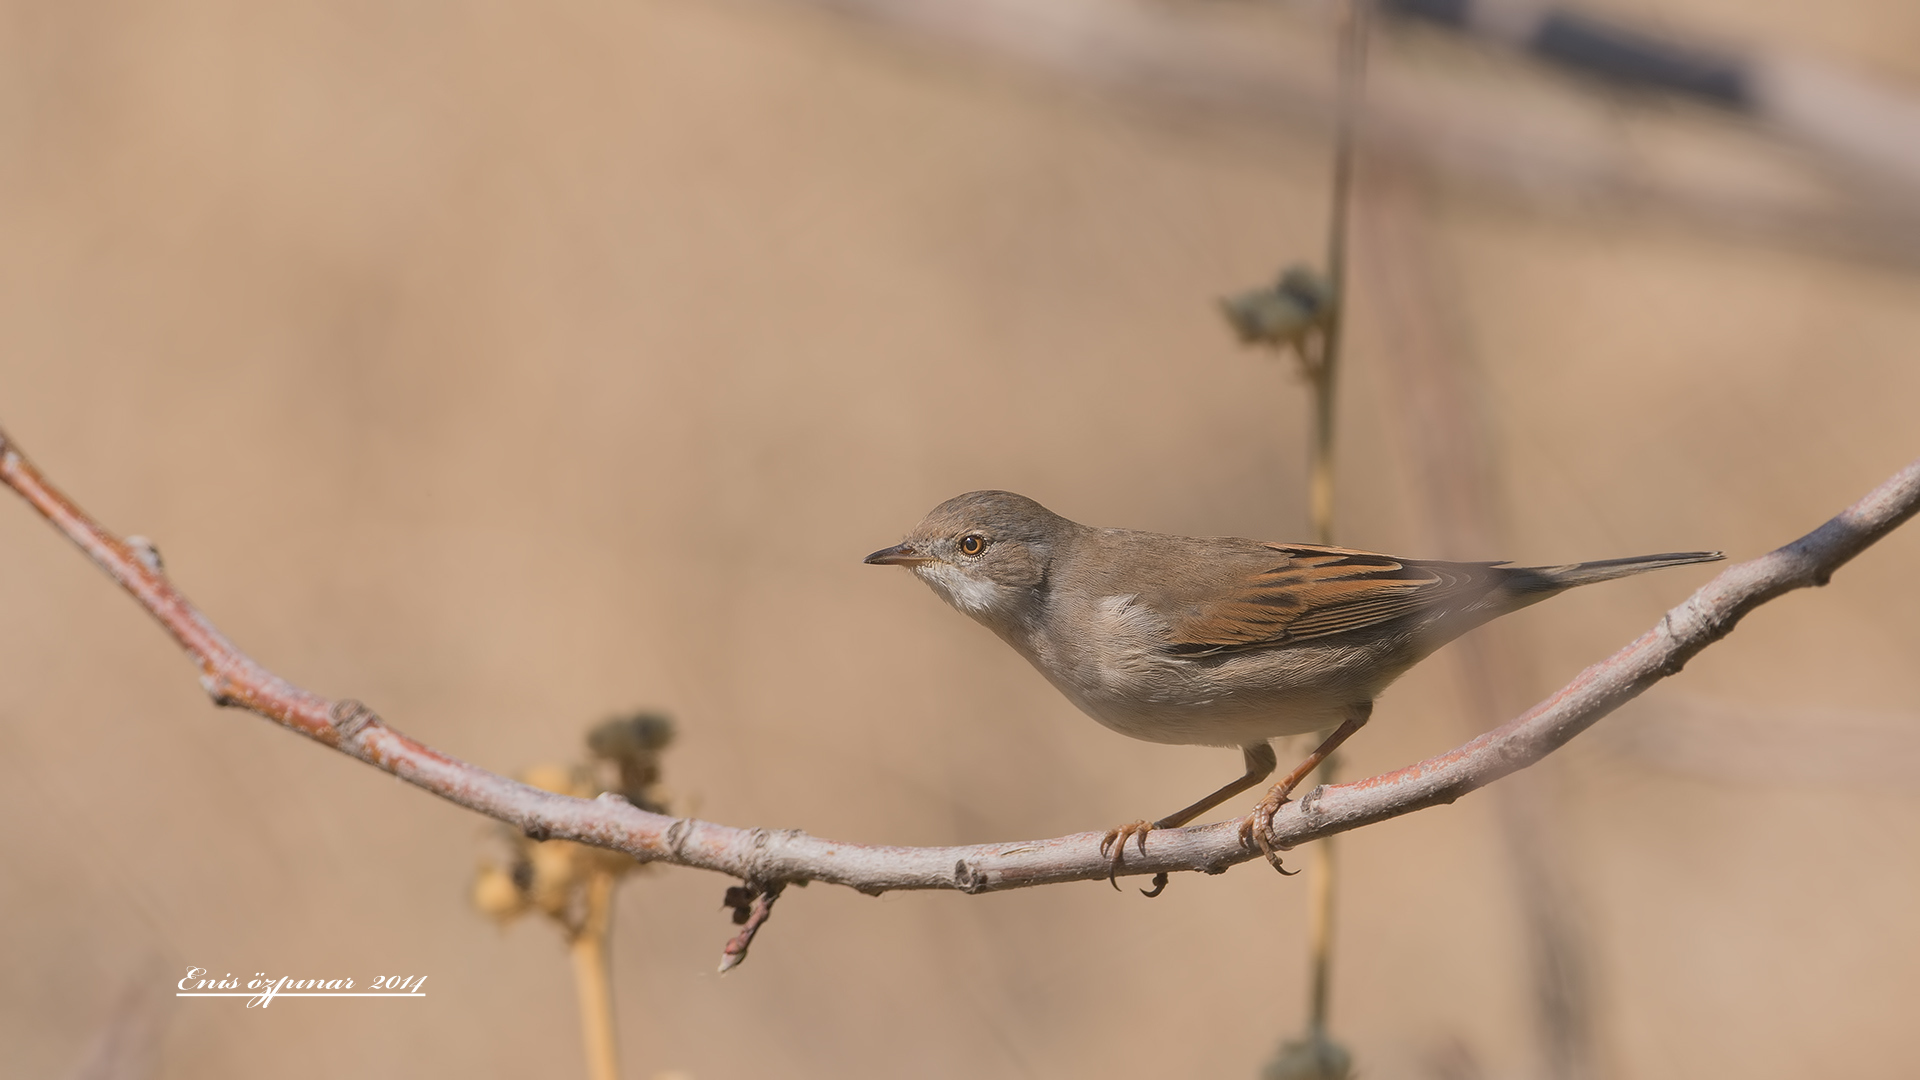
912,562,1005,616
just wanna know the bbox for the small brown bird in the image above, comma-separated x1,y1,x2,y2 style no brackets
866,491,1721,882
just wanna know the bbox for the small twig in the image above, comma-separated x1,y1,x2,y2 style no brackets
2,422,1917,898
718,882,787,974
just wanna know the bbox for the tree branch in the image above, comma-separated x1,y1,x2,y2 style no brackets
3,422,1916,895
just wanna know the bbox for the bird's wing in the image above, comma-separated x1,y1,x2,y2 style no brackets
1160,545,1506,656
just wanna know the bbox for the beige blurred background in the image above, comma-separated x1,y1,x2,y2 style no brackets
4,1,1919,1077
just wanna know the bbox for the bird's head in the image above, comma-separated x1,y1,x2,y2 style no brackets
864,490,1070,622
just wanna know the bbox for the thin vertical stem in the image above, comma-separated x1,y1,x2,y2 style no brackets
1304,0,1371,1043
1325,0,1370,267
1309,0,1370,549
1305,827,1338,1032
570,870,621,1080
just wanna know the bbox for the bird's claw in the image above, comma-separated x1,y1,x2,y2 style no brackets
1239,793,1299,875
1099,820,1153,891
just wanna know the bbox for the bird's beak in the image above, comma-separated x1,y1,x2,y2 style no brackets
864,542,932,566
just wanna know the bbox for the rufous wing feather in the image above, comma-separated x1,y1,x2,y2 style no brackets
1163,546,1507,656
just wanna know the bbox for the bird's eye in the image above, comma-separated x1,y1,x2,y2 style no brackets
958,534,987,557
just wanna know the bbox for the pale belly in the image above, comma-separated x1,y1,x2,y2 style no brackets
1035,638,1410,748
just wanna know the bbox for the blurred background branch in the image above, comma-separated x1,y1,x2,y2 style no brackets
775,0,1920,263
1361,159,1595,1080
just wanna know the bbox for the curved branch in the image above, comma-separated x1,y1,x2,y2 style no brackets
3,423,1916,894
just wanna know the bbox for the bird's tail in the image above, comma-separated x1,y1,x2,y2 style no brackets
1512,550,1724,592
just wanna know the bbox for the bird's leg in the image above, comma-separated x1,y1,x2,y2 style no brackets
1152,741,1281,830
1240,701,1372,872
1101,742,1278,891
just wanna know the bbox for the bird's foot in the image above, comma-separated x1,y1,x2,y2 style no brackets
1099,820,1153,892
1237,790,1299,876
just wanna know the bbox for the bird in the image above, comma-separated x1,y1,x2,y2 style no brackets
864,490,1722,884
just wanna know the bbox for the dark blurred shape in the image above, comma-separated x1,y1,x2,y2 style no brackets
1384,0,1470,26
1262,1027,1353,1080
588,711,677,814
1220,265,1336,350
1384,0,1752,109
1532,12,1749,107
471,711,677,928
